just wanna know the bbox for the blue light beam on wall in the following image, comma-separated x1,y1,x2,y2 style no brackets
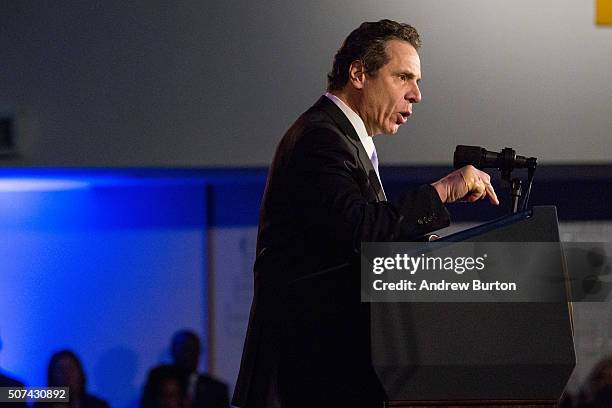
0,178,90,192
0,169,210,408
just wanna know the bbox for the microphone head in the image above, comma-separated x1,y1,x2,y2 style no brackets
453,145,484,169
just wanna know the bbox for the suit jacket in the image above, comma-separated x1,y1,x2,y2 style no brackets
232,96,450,408
192,373,230,408
33,394,108,408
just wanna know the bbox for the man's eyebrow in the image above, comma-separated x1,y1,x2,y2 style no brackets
398,71,421,81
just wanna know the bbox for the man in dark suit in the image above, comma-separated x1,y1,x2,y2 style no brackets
233,19,498,408
170,330,230,408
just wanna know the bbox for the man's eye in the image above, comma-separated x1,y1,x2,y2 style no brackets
399,75,407,81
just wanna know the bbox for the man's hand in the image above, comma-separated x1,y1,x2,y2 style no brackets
431,165,499,205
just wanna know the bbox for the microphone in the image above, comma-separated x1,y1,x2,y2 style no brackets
453,145,536,171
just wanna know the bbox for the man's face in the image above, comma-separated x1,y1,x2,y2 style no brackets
358,39,422,136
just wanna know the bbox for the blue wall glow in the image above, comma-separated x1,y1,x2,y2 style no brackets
0,169,215,408
2,165,608,408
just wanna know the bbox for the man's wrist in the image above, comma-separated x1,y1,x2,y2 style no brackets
431,181,447,203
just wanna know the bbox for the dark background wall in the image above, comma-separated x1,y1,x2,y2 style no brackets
1,0,611,167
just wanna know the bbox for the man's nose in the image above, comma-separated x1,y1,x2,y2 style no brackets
406,84,422,104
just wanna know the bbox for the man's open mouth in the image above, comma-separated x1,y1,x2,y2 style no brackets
397,112,410,124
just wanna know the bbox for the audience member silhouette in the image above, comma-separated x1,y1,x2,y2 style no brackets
141,364,185,408
170,330,229,408
35,349,109,408
0,370,27,408
576,356,612,408
0,333,27,408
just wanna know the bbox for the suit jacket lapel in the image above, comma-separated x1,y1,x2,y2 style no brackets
314,96,387,202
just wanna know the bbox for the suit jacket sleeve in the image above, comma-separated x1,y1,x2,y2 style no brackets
287,126,450,252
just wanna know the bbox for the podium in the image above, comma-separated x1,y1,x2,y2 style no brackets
371,206,576,407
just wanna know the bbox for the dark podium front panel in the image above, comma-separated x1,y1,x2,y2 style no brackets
371,206,576,402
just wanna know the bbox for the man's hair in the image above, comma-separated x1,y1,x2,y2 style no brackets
327,19,421,91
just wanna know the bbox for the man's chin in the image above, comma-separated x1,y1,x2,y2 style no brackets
375,124,401,136
387,124,400,135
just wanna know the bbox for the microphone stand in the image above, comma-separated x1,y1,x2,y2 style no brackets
498,149,537,214
511,178,522,214
521,164,536,212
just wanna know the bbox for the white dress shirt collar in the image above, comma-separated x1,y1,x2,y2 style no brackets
324,92,385,198
324,92,375,160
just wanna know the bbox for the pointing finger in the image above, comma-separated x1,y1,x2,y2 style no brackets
485,182,500,205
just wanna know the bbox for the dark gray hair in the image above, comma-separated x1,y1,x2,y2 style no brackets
327,19,421,91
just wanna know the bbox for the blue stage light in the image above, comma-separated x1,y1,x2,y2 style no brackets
0,178,90,192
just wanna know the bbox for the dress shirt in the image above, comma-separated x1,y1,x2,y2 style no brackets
324,92,385,197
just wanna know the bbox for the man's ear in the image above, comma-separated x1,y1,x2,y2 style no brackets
348,60,366,89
